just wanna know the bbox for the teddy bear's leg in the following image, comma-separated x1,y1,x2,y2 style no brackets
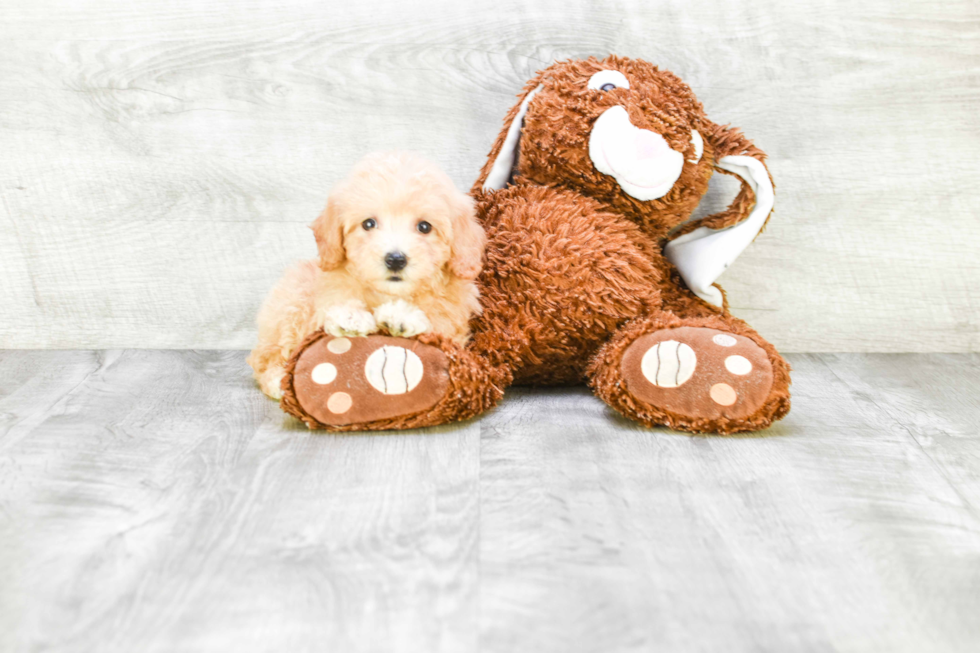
588,312,791,434
279,331,506,431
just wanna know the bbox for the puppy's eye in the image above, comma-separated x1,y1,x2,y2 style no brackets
362,218,377,230
588,70,630,91
416,221,432,234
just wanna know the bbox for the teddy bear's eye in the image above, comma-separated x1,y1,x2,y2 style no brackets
362,218,377,230
417,220,432,234
588,70,630,91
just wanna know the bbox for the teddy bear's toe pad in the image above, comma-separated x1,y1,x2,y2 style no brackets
291,335,450,426
622,327,773,421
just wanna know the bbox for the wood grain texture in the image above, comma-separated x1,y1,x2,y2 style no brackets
1,350,979,651
0,350,479,653
478,354,980,652
0,0,979,350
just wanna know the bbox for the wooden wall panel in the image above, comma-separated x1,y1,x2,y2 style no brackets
1,0,977,350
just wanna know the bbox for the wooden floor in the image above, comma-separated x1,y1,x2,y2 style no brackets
1,351,978,652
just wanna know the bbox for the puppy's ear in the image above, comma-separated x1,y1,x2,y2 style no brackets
310,197,345,271
448,193,486,280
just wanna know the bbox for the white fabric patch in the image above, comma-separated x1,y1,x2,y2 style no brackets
663,155,775,306
725,355,753,375
364,346,424,395
640,340,697,388
588,106,685,201
587,69,630,91
712,334,737,347
482,85,544,191
311,363,337,385
688,129,703,164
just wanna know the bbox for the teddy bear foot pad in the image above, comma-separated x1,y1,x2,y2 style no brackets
621,327,773,421
287,334,451,427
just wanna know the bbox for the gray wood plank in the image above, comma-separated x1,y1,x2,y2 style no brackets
816,353,980,518
0,350,480,653
479,354,980,652
3,351,980,651
1,0,979,351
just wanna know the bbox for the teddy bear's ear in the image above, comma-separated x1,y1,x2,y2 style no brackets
664,122,775,307
472,79,545,194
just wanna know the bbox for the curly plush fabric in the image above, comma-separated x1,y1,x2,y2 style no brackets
283,56,791,435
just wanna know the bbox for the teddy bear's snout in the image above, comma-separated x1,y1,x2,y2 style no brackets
633,128,673,160
588,105,686,202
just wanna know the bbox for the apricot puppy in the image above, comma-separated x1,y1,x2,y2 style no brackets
248,151,485,399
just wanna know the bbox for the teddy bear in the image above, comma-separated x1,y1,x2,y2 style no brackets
278,55,791,434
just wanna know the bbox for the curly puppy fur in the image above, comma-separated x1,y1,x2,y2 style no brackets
284,56,791,434
248,151,485,399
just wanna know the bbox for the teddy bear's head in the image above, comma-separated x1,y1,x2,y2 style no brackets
473,56,775,306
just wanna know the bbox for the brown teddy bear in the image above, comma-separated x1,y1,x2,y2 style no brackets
279,56,791,434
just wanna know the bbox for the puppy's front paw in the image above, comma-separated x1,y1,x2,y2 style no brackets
374,300,430,338
318,304,378,337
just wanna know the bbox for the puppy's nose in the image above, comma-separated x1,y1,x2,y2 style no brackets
384,251,408,272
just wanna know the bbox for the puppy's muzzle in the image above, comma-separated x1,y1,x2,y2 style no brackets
384,251,408,272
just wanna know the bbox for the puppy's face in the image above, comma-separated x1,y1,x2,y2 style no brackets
313,152,484,295
342,202,450,295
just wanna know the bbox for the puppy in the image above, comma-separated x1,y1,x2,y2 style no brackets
248,151,486,399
